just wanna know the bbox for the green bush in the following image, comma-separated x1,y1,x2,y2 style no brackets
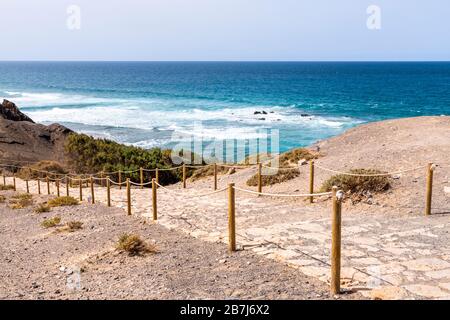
320,168,391,194
65,133,184,185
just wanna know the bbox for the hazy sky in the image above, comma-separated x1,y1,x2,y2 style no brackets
1,0,449,61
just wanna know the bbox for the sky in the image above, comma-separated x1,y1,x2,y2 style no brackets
0,0,449,61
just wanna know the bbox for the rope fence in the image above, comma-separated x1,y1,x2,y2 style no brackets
0,159,446,295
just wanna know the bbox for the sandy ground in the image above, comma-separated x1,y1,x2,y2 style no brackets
0,190,360,300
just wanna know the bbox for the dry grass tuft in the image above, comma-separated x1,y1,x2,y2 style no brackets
0,185,15,191
9,193,33,209
41,216,61,228
0,195,5,203
34,203,51,213
320,168,391,201
116,233,157,256
56,221,83,233
47,196,79,207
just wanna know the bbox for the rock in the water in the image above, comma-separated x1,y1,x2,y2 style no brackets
0,99,34,123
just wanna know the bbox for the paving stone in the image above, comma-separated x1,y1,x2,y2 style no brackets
402,258,450,272
369,286,409,300
404,284,449,298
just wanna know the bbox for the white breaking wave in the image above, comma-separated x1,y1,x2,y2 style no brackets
1,90,362,143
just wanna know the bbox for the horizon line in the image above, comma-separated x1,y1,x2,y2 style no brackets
1,60,450,63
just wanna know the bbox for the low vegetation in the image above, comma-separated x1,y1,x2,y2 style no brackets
47,196,79,207
116,233,157,256
56,221,83,233
41,216,61,228
17,161,67,180
247,168,300,187
277,148,319,167
65,133,185,185
191,165,229,181
0,195,5,203
34,203,51,213
246,148,319,186
9,193,33,209
320,168,391,196
0,185,15,191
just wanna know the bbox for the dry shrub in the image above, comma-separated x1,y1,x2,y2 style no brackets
47,196,79,207
0,195,5,203
0,185,15,191
320,168,391,199
56,221,83,233
41,216,61,228
245,148,319,187
247,168,300,187
277,148,319,167
34,203,51,213
17,161,67,180
116,233,157,256
9,193,33,209
190,165,229,181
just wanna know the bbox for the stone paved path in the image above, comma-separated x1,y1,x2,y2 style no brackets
12,178,450,299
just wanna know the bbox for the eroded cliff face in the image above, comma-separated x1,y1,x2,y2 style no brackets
0,99,73,165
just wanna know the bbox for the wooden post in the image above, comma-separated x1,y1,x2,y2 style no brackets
66,177,70,197
118,170,122,190
79,179,83,201
2,173,5,186
37,179,41,195
152,178,157,221
46,176,50,194
214,163,218,190
140,167,144,189
425,163,434,216
258,163,262,194
90,176,95,204
106,176,111,207
228,183,236,252
309,161,315,204
155,168,159,188
101,171,106,187
26,180,29,193
126,179,131,216
13,175,16,191
182,164,187,189
56,180,60,197
331,186,342,295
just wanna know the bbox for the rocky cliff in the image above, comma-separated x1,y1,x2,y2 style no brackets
0,99,73,165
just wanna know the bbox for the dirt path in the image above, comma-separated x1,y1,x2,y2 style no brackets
0,190,360,300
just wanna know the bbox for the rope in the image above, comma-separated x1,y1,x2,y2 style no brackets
314,164,427,177
232,186,332,198
108,178,127,186
128,181,153,187
217,164,256,169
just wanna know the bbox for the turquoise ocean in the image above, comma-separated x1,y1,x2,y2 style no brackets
0,62,449,153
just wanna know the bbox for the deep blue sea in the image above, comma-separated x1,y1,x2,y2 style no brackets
0,62,449,153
